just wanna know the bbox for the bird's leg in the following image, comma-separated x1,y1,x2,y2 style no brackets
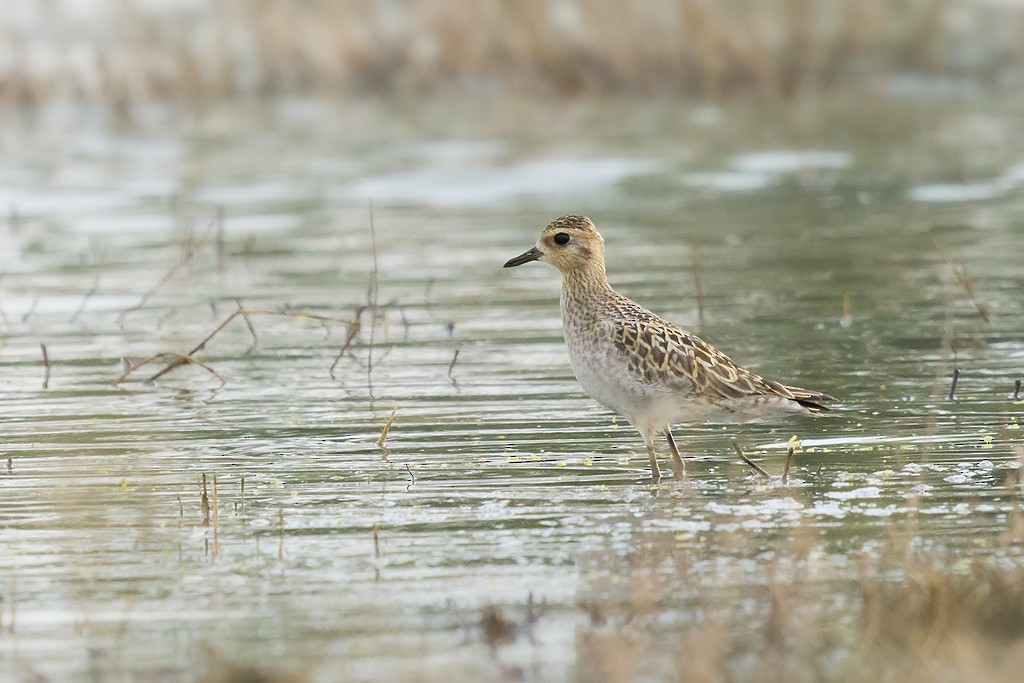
641,431,662,483
664,426,685,479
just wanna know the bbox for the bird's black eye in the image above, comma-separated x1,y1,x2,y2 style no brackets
554,232,571,246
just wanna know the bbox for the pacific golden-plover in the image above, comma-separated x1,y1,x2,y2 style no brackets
504,214,834,482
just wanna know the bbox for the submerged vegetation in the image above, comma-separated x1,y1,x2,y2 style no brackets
1,0,1023,108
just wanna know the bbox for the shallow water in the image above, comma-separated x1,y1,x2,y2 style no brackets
1,97,1023,681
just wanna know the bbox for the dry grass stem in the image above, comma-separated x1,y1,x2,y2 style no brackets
6,1,1023,106
840,292,852,328
329,312,363,379
114,308,355,385
113,351,227,387
782,447,795,485
937,243,992,324
40,343,51,389
200,474,210,526
69,275,100,323
366,203,380,400
377,407,398,449
234,299,258,351
21,298,38,323
447,347,460,382
118,242,197,325
948,368,960,401
732,441,771,481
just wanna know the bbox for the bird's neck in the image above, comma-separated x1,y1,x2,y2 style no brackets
560,265,614,313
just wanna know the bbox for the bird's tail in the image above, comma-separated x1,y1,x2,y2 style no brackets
785,385,836,413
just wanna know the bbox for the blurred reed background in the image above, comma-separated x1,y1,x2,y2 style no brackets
1,0,1022,109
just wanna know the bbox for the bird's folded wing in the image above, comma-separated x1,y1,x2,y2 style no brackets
605,318,800,402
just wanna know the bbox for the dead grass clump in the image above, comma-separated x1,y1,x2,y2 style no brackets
3,0,1024,107
573,531,1024,683
860,560,1024,654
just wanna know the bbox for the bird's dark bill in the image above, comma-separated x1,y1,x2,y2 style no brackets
503,247,542,268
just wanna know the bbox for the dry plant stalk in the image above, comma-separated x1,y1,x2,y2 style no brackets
732,441,771,480
10,1,1023,106
114,307,355,386
69,275,99,323
329,310,363,379
200,473,210,526
40,343,51,388
782,447,795,484
936,243,992,324
366,204,380,399
377,407,397,449
947,368,960,401
447,347,460,386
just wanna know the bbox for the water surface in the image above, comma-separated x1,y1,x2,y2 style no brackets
2,98,1023,681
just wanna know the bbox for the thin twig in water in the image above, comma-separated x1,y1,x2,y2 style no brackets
70,275,99,323
200,474,210,526
378,407,397,449
118,210,225,325
21,298,38,323
234,299,258,351
1014,379,1021,401
115,308,355,385
447,347,460,382
40,343,51,388
732,442,771,481
118,245,195,325
330,311,363,379
405,463,416,485
113,351,226,387
782,447,795,485
947,368,960,401
691,245,705,330
936,242,992,323
366,202,380,401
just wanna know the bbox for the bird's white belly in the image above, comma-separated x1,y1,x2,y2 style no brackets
565,332,806,429
568,340,648,419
